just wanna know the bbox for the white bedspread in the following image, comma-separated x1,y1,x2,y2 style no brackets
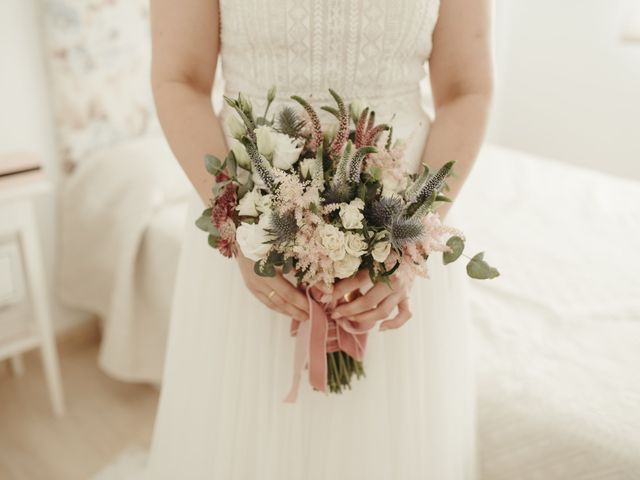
57,136,190,383
455,144,640,478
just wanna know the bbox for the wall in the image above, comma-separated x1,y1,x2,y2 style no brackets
489,0,640,180
0,0,86,332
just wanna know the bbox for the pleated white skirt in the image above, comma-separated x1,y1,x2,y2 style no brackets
144,184,476,479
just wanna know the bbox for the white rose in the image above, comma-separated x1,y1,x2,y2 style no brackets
229,138,251,169
236,167,250,184
344,232,367,257
299,157,319,179
372,240,391,263
334,254,361,279
320,224,346,261
235,221,272,261
339,200,365,230
350,197,365,209
235,188,261,217
226,114,246,139
255,125,277,158
255,193,273,213
272,132,303,170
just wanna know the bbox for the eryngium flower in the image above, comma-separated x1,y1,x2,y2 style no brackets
388,217,424,249
364,196,405,228
268,210,298,243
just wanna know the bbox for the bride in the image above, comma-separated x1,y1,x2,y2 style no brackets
146,0,492,478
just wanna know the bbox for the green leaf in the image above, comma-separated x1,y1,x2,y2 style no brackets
195,213,213,232
282,256,294,274
443,236,465,265
207,234,220,248
254,259,276,277
204,154,223,175
267,250,285,266
466,252,500,280
369,166,382,182
380,260,400,277
225,150,238,178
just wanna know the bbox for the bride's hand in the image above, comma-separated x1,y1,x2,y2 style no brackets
329,266,414,331
235,250,310,322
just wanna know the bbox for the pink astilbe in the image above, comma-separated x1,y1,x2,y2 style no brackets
211,182,237,228
217,218,237,258
365,145,407,191
292,213,335,285
401,243,429,277
420,212,463,256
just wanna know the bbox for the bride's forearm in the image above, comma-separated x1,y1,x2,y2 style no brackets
152,79,228,205
420,92,492,218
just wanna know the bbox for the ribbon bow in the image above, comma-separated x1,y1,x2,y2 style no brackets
284,286,374,403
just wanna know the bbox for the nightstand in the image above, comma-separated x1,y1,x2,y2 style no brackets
0,155,65,416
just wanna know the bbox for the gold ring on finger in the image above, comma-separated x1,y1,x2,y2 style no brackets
268,290,276,299
343,290,358,303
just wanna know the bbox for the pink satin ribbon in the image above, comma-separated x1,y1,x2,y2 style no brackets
284,286,374,403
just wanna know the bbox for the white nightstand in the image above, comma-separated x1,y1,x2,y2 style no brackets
0,160,65,416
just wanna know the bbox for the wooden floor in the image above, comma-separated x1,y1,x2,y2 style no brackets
0,322,159,480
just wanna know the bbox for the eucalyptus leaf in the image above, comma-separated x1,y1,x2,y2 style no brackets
443,236,465,265
282,256,294,274
380,259,400,277
204,154,223,175
195,213,213,232
225,150,238,178
466,252,500,280
207,234,220,249
254,259,276,277
267,250,285,266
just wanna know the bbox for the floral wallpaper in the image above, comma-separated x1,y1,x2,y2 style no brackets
43,0,161,168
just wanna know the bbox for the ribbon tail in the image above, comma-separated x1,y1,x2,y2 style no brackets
307,298,329,393
284,318,311,403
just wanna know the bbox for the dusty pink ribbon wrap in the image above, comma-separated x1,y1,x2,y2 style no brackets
284,286,374,403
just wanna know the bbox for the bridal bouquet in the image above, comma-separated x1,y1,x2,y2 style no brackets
196,87,498,401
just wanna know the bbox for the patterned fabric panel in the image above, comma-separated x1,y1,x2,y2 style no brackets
43,0,161,167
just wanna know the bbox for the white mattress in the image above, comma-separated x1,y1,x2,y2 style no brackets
455,145,640,478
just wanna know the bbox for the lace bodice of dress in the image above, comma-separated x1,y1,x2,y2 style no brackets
219,0,440,103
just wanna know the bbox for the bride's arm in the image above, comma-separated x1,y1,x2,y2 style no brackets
150,0,227,205
329,0,493,328
150,0,310,321
422,0,494,218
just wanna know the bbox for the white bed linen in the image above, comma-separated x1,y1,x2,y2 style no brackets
57,135,190,383
455,144,640,478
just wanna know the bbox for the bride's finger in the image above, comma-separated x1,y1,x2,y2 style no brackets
331,283,390,318
347,293,403,323
379,298,412,331
256,291,308,321
330,269,371,303
268,276,310,314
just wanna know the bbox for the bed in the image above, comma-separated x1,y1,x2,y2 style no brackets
455,145,640,478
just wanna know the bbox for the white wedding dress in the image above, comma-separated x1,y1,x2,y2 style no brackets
145,0,476,478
